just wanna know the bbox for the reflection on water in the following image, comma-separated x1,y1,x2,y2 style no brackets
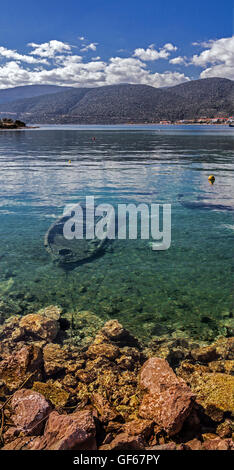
0,125,233,342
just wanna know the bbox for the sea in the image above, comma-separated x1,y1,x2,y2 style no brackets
0,124,233,343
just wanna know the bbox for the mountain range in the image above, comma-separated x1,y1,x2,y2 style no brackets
0,78,233,124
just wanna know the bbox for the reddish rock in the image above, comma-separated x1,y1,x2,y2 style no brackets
140,357,179,392
19,313,59,341
121,419,154,440
2,436,38,450
3,427,21,444
0,344,42,392
148,442,177,450
99,433,145,450
9,388,52,436
139,358,195,436
100,419,154,450
182,438,202,450
202,437,234,450
26,410,96,450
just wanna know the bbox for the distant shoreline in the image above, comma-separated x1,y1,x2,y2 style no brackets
0,125,39,131
0,123,233,130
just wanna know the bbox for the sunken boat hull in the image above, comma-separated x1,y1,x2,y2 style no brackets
44,209,111,266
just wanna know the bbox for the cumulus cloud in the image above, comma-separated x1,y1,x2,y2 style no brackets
191,36,234,80
169,56,186,65
1,36,233,91
0,46,48,64
0,39,190,89
28,40,72,58
163,43,178,52
133,43,177,61
80,42,98,52
102,57,188,88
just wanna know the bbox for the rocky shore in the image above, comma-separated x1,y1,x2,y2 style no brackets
0,306,233,451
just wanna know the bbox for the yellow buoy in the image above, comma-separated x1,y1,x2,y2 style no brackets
208,175,215,182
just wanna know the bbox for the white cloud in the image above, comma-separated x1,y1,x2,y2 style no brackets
105,57,188,87
1,36,233,91
0,39,190,89
169,56,186,65
80,42,98,52
163,43,178,52
0,56,189,90
133,43,177,61
0,46,48,64
0,61,32,88
191,36,234,80
28,40,72,58
59,55,83,65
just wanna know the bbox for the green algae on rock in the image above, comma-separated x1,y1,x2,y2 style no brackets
32,381,70,408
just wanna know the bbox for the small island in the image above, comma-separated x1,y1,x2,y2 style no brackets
0,118,26,129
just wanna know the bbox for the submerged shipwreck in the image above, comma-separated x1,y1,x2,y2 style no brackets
44,204,114,266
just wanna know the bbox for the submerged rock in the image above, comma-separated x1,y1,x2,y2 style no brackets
0,344,42,392
43,343,68,376
87,342,120,360
202,437,234,450
19,313,59,342
177,361,234,421
0,306,61,357
191,345,220,363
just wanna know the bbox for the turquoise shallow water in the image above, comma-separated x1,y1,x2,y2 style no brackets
0,124,233,342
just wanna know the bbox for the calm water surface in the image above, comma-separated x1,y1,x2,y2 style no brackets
0,125,233,342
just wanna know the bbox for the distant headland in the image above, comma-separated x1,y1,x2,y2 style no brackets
0,118,38,130
0,118,26,129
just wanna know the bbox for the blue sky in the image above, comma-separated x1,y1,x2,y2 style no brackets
0,0,233,89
